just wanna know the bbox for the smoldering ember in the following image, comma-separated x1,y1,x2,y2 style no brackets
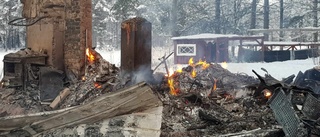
1,1,320,137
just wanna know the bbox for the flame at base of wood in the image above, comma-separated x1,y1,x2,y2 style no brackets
164,63,258,97
60,49,120,108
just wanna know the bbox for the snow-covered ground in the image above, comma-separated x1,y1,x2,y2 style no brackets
226,59,318,80
96,47,319,80
0,48,317,80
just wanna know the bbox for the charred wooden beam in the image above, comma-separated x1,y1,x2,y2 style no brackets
154,52,174,76
121,17,152,75
0,82,162,136
0,107,75,131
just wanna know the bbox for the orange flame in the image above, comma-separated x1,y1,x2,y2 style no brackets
177,68,183,73
177,65,183,73
189,58,210,70
191,69,197,78
189,58,194,66
263,89,272,98
94,83,102,89
168,78,178,95
86,48,95,63
82,76,86,81
213,79,217,91
221,62,228,69
197,59,210,69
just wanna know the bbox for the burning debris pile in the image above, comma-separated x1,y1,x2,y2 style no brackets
1,50,320,136
165,58,259,96
60,48,120,108
155,57,320,137
250,67,320,137
154,58,282,136
0,48,120,116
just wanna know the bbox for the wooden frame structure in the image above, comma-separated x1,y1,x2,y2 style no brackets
239,41,320,62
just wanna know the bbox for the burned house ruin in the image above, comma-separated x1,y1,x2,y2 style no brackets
2,0,320,137
3,0,92,93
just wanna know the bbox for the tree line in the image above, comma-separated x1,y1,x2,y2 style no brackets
0,0,319,50
108,0,320,42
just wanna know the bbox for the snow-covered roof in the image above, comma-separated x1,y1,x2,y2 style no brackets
171,33,239,40
242,41,320,46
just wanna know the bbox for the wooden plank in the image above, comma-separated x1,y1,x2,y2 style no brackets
50,88,71,109
25,82,161,135
0,107,75,131
34,106,163,137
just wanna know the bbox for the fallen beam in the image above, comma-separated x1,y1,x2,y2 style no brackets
0,82,162,136
33,82,161,135
40,106,163,137
0,107,75,131
50,88,71,109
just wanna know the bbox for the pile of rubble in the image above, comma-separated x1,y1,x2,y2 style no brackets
0,49,120,116
1,50,320,136
154,58,320,137
60,49,120,108
154,62,282,136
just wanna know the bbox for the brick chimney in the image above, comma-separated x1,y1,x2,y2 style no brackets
64,0,93,78
22,0,92,79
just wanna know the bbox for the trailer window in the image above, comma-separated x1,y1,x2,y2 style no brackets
177,44,196,56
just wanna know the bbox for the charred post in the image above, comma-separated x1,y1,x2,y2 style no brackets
120,17,152,79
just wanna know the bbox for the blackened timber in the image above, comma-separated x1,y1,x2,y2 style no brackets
0,107,75,131
19,82,161,135
121,17,152,74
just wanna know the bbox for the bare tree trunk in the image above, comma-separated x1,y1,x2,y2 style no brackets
4,32,7,51
234,1,237,33
171,0,179,37
250,0,257,35
233,0,242,34
4,13,8,52
280,0,284,41
215,0,221,34
263,0,270,40
313,0,318,42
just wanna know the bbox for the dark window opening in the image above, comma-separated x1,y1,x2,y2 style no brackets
5,63,15,73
